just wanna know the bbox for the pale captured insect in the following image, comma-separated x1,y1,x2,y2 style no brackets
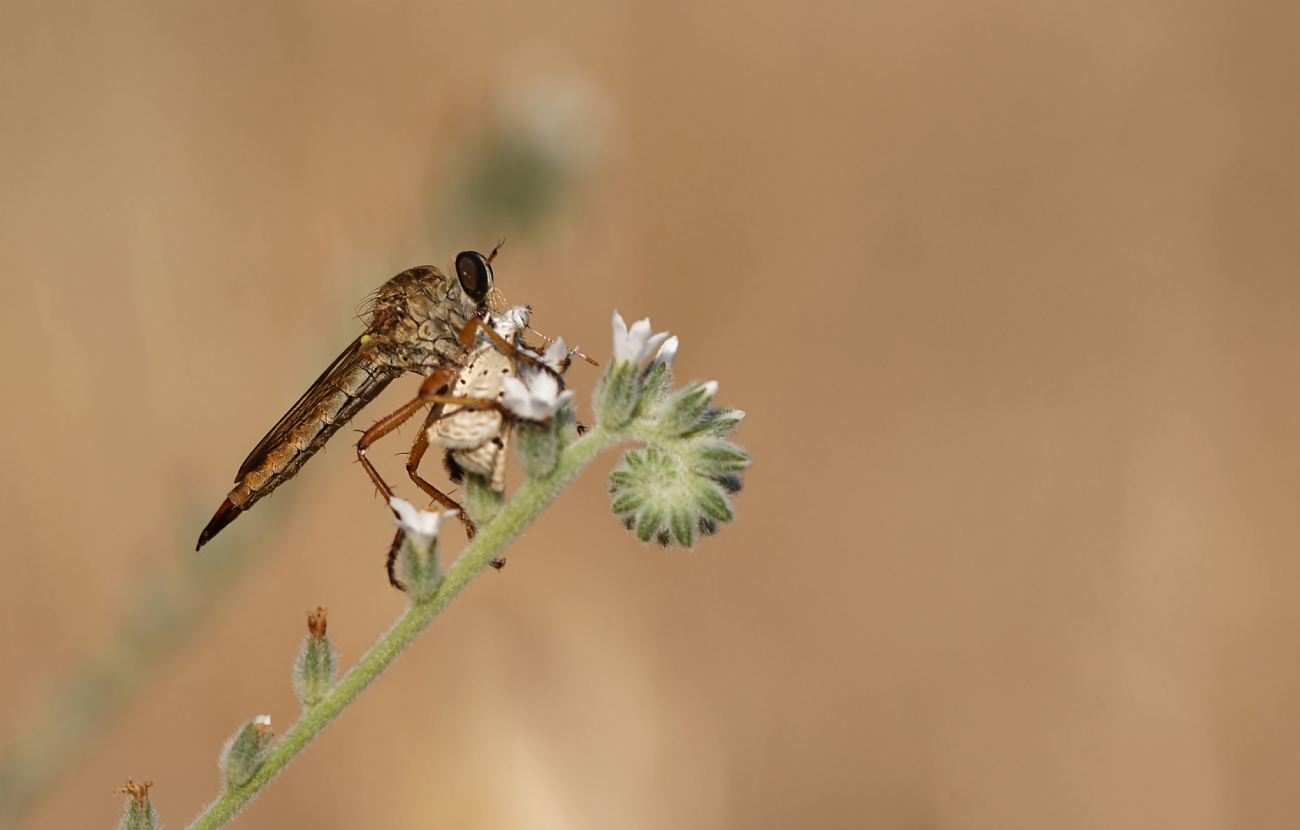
196,246,505,553
435,305,534,492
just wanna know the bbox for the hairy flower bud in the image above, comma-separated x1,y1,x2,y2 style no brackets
463,473,504,527
220,715,274,789
114,779,159,830
293,607,337,707
515,419,561,479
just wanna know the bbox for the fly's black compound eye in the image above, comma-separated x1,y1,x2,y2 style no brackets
455,250,493,304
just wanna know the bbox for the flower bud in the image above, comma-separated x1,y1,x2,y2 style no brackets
390,499,457,601
657,381,718,437
592,360,641,427
293,607,337,707
463,473,504,527
220,715,273,789
114,779,159,830
515,419,560,479
608,443,743,548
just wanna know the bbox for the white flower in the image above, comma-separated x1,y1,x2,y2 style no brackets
502,368,576,421
489,305,531,340
648,335,678,371
253,715,271,727
540,337,570,373
389,497,457,550
611,310,669,366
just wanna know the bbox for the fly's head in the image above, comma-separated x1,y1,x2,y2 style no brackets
455,239,505,316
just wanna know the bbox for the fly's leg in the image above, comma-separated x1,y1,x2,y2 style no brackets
385,529,406,591
356,368,498,499
458,318,550,371
406,403,477,538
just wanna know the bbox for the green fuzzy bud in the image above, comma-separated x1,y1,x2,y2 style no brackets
293,607,337,707
515,419,560,479
657,381,718,436
463,473,504,527
220,716,274,790
593,361,642,427
399,535,443,602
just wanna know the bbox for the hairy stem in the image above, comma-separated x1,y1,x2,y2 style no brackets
184,425,617,830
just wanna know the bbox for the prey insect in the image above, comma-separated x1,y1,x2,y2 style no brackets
359,304,573,590
196,247,505,552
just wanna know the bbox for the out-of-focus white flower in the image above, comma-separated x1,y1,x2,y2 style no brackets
502,368,575,421
611,310,669,365
648,335,678,371
390,497,457,550
540,337,570,373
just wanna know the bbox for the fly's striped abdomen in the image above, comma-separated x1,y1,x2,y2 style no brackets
196,341,397,549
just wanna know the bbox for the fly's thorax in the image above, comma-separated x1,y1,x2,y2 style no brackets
368,265,481,372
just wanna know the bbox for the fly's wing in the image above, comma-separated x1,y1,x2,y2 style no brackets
198,334,399,550
236,334,369,480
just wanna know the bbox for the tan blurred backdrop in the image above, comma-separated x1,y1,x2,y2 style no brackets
3,1,1300,828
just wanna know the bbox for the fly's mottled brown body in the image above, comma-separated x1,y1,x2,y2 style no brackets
196,254,498,551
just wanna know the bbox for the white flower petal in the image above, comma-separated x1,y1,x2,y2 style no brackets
389,496,455,549
610,309,670,366
502,368,574,420
641,331,670,364
650,335,679,369
541,337,569,373
611,310,629,359
253,715,271,727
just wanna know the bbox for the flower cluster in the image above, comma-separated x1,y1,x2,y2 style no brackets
595,311,749,547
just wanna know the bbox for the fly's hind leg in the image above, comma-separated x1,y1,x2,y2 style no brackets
405,403,477,539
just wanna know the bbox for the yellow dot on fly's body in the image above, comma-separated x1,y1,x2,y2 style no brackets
359,334,372,344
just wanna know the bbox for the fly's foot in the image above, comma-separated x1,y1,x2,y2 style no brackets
489,558,507,571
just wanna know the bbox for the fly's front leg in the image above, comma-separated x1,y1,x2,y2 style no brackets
458,318,548,371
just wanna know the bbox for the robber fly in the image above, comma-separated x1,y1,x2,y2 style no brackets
195,247,504,551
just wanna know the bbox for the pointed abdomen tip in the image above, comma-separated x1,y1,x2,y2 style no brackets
197,499,242,550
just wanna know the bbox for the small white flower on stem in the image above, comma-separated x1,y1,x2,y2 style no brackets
389,497,457,551
649,335,678,371
611,310,670,365
253,714,271,738
502,368,575,421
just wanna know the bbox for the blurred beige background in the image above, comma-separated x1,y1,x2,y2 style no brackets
2,1,1300,828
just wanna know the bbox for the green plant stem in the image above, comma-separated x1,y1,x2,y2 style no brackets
185,425,618,830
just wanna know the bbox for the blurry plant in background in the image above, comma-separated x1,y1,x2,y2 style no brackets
0,60,612,830
436,60,612,240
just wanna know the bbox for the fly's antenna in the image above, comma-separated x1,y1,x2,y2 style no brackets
486,237,506,264
527,325,600,366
